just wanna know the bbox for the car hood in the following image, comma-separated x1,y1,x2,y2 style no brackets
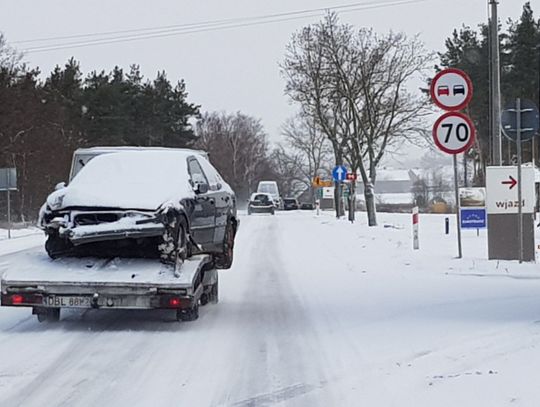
49,151,196,211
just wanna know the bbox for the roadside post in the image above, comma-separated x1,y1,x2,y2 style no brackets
0,168,17,239
412,206,419,250
430,68,475,258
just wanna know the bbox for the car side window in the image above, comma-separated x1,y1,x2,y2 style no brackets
187,158,208,186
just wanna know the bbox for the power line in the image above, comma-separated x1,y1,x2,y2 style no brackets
20,0,428,53
14,0,415,45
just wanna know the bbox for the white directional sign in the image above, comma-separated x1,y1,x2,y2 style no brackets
486,166,535,214
432,111,476,155
430,68,473,111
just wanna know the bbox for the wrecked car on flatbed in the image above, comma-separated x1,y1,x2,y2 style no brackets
38,149,238,269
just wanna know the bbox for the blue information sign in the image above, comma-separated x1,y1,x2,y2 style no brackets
460,208,486,229
332,165,347,182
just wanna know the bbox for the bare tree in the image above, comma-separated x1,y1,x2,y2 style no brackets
0,33,23,74
276,114,332,200
281,13,433,225
195,111,272,200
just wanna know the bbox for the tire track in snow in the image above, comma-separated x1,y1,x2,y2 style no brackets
212,213,335,406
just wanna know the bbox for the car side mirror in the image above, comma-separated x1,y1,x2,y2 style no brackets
216,182,222,190
55,182,66,191
195,183,209,194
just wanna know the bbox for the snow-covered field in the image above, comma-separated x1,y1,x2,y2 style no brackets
0,226,44,257
0,211,539,406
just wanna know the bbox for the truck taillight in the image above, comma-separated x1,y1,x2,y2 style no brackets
1,293,42,306
169,298,181,307
12,294,23,304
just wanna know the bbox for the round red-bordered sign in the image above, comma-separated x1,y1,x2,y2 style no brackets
432,111,476,155
430,68,473,111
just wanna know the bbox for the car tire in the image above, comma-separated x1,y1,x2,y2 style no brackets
176,304,199,321
215,219,235,269
45,233,72,259
160,214,191,266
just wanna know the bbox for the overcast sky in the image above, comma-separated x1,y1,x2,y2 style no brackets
0,0,535,165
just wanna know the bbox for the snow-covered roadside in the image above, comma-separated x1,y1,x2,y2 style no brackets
279,211,540,406
0,210,538,406
0,227,44,256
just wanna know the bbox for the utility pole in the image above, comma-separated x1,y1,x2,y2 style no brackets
489,0,502,165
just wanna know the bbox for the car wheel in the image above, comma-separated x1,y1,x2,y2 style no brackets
215,220,235,269
160,214,191,266
45,233,72,259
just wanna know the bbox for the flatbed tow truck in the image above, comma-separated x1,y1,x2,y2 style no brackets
1,251,218,323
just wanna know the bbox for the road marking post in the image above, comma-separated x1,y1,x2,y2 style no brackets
413,206,419,250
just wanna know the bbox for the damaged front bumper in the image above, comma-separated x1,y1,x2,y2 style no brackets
42,209,166,246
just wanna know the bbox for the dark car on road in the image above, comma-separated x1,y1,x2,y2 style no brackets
247,193,275,215
39,149,238,269
300,202,315,210
283,198,299,210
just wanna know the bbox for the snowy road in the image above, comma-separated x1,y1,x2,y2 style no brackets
1,211,540,406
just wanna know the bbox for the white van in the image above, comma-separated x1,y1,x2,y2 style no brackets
257,181,281,208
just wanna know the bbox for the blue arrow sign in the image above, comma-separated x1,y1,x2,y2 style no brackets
460,208,486,229
332,165,347,182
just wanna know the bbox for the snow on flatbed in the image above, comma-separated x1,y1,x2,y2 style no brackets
0,211,539,406
1,251,207,288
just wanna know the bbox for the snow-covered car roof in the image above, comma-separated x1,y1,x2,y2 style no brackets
58,150,197,210
69,146,209,180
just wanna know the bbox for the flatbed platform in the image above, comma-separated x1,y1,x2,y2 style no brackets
1,251,218,322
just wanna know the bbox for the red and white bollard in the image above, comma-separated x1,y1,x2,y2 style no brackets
412,206,419,250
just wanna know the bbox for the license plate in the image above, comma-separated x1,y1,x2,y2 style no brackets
43,295,91,308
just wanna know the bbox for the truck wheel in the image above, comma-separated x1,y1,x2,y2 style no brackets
177,304,199,321
215,220,235,269
36,308,60,323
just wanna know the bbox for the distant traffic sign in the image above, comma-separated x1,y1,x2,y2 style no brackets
313,176,333,188
430,68,473,111
332,165,347,182
432,111,476,155
501,99,540,142
0,168,16,191
346,172,357,181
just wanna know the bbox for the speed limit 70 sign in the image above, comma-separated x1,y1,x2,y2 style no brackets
432,111,476,155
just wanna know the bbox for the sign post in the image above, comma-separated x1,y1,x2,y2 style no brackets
332,165,347,218
452,155,463,258
430,68,475,258
516,98,523,263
